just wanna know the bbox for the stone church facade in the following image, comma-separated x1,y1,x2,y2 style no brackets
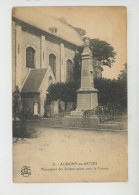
12,8,102,117
12,8,84,116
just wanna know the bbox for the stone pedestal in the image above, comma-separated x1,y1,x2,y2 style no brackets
77,88,98,111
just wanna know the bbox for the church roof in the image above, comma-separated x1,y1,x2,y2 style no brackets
12,7,84,47
21,69,47,93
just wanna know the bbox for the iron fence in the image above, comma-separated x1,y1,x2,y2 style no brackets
83,106,127,123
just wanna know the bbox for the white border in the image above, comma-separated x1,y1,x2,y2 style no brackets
0,0,139,195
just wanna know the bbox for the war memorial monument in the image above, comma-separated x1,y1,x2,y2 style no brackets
62,38,99,128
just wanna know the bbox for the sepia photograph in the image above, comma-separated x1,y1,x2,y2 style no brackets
12,6,127,182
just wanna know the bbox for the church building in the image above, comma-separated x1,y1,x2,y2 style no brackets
12,8,84,116
12,8,102,117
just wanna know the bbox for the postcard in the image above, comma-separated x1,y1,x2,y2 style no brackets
12,6,127,182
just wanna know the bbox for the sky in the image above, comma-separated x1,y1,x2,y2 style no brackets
35,6,127,79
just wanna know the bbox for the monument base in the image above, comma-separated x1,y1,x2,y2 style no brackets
77,88,98,111
63,87,99,129
62,115,99,129
70,110,84,117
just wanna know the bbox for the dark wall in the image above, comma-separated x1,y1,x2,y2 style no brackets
21,93,40,116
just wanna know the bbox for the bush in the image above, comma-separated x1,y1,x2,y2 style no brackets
13,121,38,138
94,78,127,110
46,81,80,109
46,78,127,112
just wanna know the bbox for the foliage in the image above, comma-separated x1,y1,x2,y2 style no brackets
94,78,127,110
47,76,127,111
74,39,116,82
74,48,83,82
13,121,38,138
90,39,116,67
46,82,80,105
118,63,127,80
13,86,22,120
59,17,116,68
59,17,116,79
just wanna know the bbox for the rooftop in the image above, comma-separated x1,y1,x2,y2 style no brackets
12,7,84,47
21,69,47,93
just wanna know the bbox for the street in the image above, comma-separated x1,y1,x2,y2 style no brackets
13,128,127,182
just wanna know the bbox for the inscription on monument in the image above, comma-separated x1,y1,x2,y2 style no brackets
78,94,90,110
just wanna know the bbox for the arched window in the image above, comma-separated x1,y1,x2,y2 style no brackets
26,47,35,68
49,54,56,77
66,59,74,82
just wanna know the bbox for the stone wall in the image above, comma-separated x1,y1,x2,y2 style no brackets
12,21,79,103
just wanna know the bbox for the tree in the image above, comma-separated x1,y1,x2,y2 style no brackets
47,79,127,111
118,63,127,80
74,38,116,81
89,39,116,67
74,48,83,82
46,82,80,110
58,17,116,73
13,86,22,120
94,78,127,110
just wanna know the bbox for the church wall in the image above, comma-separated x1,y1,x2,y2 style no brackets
12,20,80,94
64,46,75,63
45,38,60,82
21,30,41,87
64,46,75,81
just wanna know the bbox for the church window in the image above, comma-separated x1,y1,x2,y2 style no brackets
49,54,56,78
66,59,74,82
26,47,35,68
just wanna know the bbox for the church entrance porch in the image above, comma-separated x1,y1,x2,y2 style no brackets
20,67,55,118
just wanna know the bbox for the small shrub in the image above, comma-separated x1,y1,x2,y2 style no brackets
13,121,38,139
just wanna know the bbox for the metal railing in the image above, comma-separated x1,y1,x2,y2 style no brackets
83,106,127,123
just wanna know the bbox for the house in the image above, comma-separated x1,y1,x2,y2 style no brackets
12,7,84,116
